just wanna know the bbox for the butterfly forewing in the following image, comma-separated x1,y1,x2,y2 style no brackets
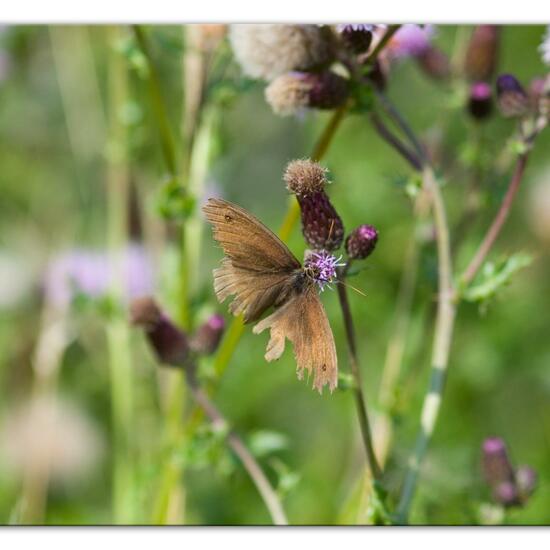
203,198,300,323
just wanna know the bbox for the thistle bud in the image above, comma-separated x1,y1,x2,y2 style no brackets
496,74,530,118
337,24,373,54
284,159,344,251
130,297,189,367
468,81,493,121
265,71,349,116
464,25,500,81
417,46,451,82
190,314,225,355
529,76,550,117
482,437,515,488
515,466,537,500
345,224,379,260
494,481,520,508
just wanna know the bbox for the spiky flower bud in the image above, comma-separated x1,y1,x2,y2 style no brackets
229,24,334,81
468,81,493,121
417,46,451,81
482,437,515,488
345,224,379,260
496,74,530,118
265,71,349,116
130,297,189,367
464,25,500,81
284,159,344,251
337,24,373,54
190,314,225,355
515,466,537,500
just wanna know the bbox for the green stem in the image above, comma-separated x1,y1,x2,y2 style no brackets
396,166,455,524
336,266,382,481
106,26,135,524
364,25,401,66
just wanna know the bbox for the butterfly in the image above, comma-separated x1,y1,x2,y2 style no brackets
203,197,339,393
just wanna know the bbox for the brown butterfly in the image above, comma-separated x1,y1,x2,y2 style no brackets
203,197,340,393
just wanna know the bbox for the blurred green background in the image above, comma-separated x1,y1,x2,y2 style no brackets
0,24,549,526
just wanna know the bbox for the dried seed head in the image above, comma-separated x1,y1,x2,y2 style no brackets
468,81,493,121
265,71,349,116
345,224,379,260
284,159,328,196
130,297,190,366
496,74,530,118
229,24,334,81
190,314,225,355
465,25,500,81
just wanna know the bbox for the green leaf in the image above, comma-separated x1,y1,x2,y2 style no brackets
155,179,196,222
248,430,289,458
461,253,533,304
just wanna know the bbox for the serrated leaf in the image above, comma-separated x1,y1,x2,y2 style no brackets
462,253,533,303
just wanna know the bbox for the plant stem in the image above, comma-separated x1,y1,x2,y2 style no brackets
212,105,349,377
370,112,423,171
460,153,529,287
364,25,401,66
336,267,382,480
375,192,430,465
106,26,135,524
184,366,288,525
396,166,456,523
374,89,427,163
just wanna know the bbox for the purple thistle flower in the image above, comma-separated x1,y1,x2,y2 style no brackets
44,244,154,308
496,74,529,118
387,24,436,59
304,250,345,291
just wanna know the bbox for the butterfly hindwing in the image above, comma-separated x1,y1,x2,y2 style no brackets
253,286,338,393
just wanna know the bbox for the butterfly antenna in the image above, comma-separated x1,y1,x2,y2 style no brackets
336,279,367,298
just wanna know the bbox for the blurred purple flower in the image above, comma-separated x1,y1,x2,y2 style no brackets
481,437,537,508
387,24,436,59
44,244,154,308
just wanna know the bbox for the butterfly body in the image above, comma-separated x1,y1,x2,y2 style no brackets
203,197,338,393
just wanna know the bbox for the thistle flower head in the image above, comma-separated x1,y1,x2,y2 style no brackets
265,71,349,117
417,46,451,81
345,224,379,260
130,297,190,366
229,24,334,81
468,81,493,120
496,74,529,118
304,250,345,291
465,25,500,81
284,159,344,251
337,24,373,54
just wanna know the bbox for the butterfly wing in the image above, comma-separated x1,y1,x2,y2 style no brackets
253,285,338,393
203,198,301,323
